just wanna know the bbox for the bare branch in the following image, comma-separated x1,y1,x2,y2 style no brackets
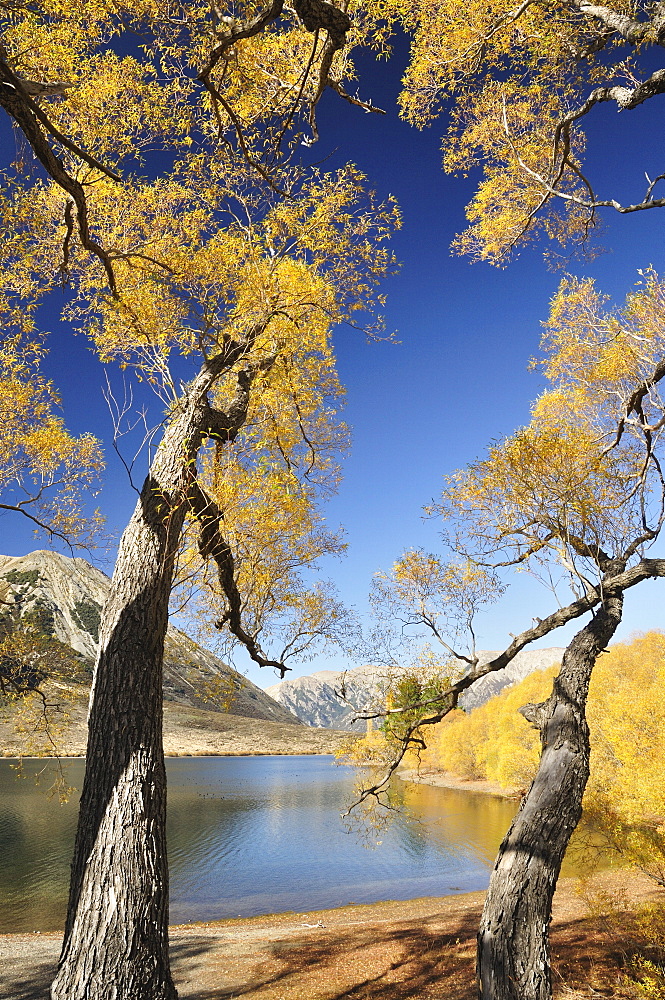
186,479,291,677
0,501,79,546
327,78,385,116
505,100,665,217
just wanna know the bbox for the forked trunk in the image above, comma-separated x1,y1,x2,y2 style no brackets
476,594,623,1000
51,373,219,1000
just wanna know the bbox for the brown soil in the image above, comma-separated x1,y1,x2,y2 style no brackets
1,869,659,1000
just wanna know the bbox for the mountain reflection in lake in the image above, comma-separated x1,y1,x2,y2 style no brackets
0,755,607,933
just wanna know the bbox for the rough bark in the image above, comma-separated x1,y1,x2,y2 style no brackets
50,357,233,1000
476,592,624,1000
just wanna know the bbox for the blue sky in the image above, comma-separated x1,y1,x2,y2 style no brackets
2,35,664,688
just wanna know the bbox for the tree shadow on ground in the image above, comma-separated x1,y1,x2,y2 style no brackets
174,905,646,1000
0,902,641,1000
173,909,481,1000
0,959,54,1000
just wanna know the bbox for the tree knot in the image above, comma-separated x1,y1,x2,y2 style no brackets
293,0,351,38
519,699,550,731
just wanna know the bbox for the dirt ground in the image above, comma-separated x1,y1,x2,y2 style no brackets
398,767,521,799
1,869,659,1000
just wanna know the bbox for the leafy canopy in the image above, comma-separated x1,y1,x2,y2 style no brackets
393,0,665,260
439,269,665,584
0,1,402,673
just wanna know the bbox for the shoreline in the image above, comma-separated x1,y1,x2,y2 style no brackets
0,868,655,940
2,758,518,778
1,870,659,1000
397,766,522,799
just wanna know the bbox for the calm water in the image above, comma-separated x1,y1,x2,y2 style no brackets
0,755,604,933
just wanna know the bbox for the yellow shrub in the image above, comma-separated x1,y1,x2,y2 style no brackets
423,633,665,818
424,662,558,789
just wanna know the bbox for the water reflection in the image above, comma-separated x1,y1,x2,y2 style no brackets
0,756,610,934
0,759,85,933
397,781,518,867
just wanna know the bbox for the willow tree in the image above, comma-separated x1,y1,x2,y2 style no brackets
396,0,665,260
0,4,400,998
366,271,665,1000
36,166,391,1000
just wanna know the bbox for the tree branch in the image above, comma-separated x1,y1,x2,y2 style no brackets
347,556,665,808
0,76,118,295
0,501,79,547
605,356,665,453
198,1,286,82
0,57,121,181
358,557,665,724
186,479,290,677
198,0,352,152
572,0,652,45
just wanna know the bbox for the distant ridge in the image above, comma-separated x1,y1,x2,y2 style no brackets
266,647,566,730
0,550,298,725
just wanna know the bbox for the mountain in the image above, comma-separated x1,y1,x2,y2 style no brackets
457,647,565,710
266,664,394,731
0,550,298,726
265,647,566,730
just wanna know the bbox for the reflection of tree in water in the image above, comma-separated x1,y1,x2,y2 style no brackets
398,779,609,875
403,782,517,867
3,757,614,935
346,775,518,865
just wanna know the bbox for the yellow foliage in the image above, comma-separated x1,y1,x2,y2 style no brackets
421,633,665,877
438,270,665,586
421,661,558,788
586,633,665,826
0,2,403,677
335,729,390,767
196,672,244,713
387,0,662,259
3,685,73,757
0,330,103,541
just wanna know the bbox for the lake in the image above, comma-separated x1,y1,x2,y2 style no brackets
0,755,605,933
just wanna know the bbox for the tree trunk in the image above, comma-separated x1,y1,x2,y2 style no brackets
51,368,221,1000
476,593,623,1000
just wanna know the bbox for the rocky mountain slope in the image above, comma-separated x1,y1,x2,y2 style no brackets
266,664,395,731
266,647,566,730
458,647,565,710
0,550,297,725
